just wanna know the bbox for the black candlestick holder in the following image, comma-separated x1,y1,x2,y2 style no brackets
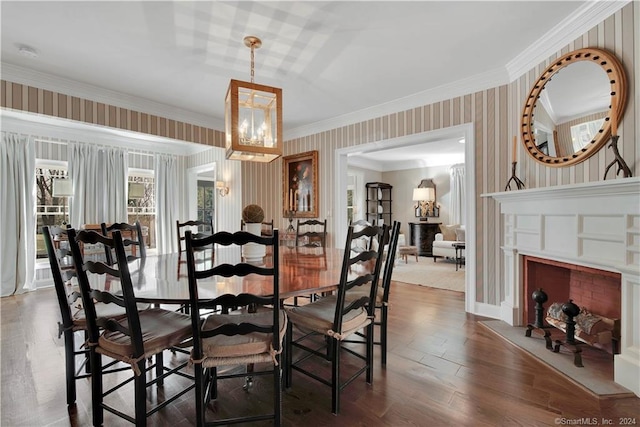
604,135,633,179
505,161,525,191
286,210,296,233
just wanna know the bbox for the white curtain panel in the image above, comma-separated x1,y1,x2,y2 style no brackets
101,147,128,223
68,143,100,227
449,163,465,225
1,132,36,296
69,144,128,227
155,154,178,254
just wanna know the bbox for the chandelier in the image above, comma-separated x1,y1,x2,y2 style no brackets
225,36,282,162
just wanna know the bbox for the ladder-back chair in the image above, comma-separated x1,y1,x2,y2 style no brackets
185,229,286,426
285,223,387,414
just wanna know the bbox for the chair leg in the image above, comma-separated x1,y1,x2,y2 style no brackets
381,306,388,366
285,323,293,388
134,359,147,427
243,363,254,391
273,360,282,426
210,367,218,400
90,351,103,427
84,330,92,374
194,364,206,427
331,337,340,415
366,323,374,384
63,330,76,405
156,350,164,386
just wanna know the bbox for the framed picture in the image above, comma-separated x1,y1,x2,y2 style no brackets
283,150,318,218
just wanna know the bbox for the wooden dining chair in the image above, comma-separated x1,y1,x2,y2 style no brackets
177,219,213,257
295,218,327,247
285,222,388,414
67,228,194,427
184,228,286,426
345,220,401,365
100,221,146,266
42,225,130,406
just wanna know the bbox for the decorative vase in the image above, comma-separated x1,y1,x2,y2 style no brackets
242,222,266,262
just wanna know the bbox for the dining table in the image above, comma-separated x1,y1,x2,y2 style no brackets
91,245,346,305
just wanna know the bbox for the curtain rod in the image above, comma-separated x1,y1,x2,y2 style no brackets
34,137,155,157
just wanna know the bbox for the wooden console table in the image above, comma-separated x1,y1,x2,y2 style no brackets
409,222,441,257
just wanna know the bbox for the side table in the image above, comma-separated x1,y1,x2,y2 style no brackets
452,242,465,271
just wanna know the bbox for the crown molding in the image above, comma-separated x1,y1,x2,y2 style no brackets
505,1,630,81
283,66,509,141
0,108,211,156
1,62,224,131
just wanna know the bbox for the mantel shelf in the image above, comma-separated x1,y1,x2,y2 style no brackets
482,177,640,203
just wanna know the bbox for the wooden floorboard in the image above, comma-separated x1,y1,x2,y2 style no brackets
1,281,638,426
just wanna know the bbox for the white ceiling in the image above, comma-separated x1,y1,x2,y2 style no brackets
2,1,615,168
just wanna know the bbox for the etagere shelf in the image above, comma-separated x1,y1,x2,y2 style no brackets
365,182,392,228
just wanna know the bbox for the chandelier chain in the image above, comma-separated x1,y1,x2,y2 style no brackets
250,44,255,83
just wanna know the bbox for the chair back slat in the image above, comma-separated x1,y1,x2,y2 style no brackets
185,229,280,353
194,262,273,280
241,219,274,236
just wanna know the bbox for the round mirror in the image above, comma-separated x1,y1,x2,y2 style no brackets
521,48,627,167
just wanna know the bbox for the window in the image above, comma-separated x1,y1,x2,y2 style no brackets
346,174,356,223
128,171,156,249
35,164,68,259
571,118,605,152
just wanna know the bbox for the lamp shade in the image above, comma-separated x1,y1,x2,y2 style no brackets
52,179,73,197
412,187,434,201
225,79,282,163
128,182,145,199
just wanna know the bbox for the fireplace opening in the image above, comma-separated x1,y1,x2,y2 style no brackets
523,255,622,355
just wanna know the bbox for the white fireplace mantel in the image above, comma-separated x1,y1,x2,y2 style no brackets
485,177,640,396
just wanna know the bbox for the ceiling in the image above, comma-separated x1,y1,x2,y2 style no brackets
1,1,597,168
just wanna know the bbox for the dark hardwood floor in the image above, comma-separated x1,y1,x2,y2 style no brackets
2,282,638,426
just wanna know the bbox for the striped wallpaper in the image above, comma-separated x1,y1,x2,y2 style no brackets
1,3,636,309
0,80,226,148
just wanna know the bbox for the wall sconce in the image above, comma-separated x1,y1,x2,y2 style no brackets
225,36,282,163
52,178,73,225
216,181,229,197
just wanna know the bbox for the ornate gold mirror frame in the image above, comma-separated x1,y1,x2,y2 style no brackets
521,48,627,167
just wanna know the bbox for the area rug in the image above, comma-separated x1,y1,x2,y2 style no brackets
479,320,635,398
390,256,464,292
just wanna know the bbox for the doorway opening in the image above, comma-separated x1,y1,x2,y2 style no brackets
334,123,476,313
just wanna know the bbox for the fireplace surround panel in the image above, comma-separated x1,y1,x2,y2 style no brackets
487,178,640,397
